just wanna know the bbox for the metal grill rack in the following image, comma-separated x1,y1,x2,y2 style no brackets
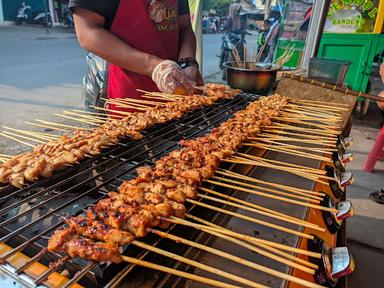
0,94,268,288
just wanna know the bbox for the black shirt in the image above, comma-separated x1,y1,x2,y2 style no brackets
69,0,190,30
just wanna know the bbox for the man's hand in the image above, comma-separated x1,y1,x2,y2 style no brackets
183,66,204,88
151,60,195,95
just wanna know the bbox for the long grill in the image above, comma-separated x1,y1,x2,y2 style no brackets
0,94,279,288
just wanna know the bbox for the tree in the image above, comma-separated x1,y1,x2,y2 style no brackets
203,0,234,17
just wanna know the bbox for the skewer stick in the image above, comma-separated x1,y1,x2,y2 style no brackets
252,135,336,146
273,117,340,131
292,98,350,107
186,199,314,239
25,121,71,133
199,188,323,230
72,109,110,118
2,131,45,144
287,104,344,117
264,125,338,138
0,132,35,148
273,122,339,136
217,169,325,197
106,98,152,109
106,97,163,107
121,255,240,288
289,101,349,111
63,111,107,122
280,112,341,124
223,159,330,184
244,143,332,162
210,173,322,202
132,240,266,288
35,119,84,130
205,180,337,212
2,127,58,141
236,153,327,174
210,175,322,201
262,128,337,141
163,218,316,274
282,108,341,120
89,105,131,116
3,126,59,138
246,139,336,154
0,154,12,158
54,114,101,126
185,214,322,260
149,229,326,288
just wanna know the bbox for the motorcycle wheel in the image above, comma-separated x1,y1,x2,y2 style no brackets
15,18,23,25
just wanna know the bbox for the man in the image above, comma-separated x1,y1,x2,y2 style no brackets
69,0,203,111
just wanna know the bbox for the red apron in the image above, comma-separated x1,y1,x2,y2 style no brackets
108,0,180,112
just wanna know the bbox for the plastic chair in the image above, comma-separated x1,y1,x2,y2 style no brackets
363,127,384,172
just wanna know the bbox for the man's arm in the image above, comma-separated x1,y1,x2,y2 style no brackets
73,8,162,77
178,14,203,86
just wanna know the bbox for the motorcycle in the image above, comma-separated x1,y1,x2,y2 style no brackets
61,8,74,29
15,2,52,27
219,31,248,80
15,2,31,25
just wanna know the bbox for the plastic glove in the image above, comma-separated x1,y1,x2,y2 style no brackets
151,60,195,95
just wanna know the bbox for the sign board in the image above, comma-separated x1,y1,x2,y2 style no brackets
324,0,381,33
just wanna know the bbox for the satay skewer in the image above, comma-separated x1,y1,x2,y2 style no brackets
291,98,350,107
25,121,71,133
2,131,45,144
105,98,153,109
149,229,326,288
251,135,336,146
121,255,241,288
132,240,266,288
185,214,321,260
89,105,132,116
198,188,323,230
160,219,316,274
261,129,338,141
263,125,339,138
63,111,108,122
273,117,341,131
217,169,325,197
35,119,85,130
0,154,12,159
54,114,101,126
2,127,58,141
0,132,36,148
204,180,337,212
72,109,110,118
282,108,342,120
236,153,327,174
246,140,336,154
289,101,349,111
186,199,315,239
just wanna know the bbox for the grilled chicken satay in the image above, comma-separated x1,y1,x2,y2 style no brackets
65,215,135,245
47,228,122,263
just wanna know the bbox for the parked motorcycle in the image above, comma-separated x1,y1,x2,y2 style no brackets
15,2,31,25
61,8,74,29
15,2,52,27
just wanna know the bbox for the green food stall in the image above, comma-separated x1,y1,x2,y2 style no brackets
317,0,384,117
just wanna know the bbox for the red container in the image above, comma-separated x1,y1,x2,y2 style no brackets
224,61,278,95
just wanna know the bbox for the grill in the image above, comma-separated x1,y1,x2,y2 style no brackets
0,94,282,288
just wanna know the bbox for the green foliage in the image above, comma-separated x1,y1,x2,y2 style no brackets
203,0,234,16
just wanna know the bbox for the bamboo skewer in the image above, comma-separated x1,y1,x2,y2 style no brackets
246,139,336,154
2,131,45,144
261,129,337,141
287,104,344,117
54,114,101,126
35,119,85,130
63,111,108,122
236,153,327,175
210,175,323,201
209,174,322,202
72,109,110,118
0,154,12,159
149,229,326,288
263,124,338,138
282,108,341,120
291,98,349,107
105,97,163,107
204,180,337,213
89,105,132,116
216,169,325,197
186,199,314,239
25,121,71,133
106,98,152,109
251,135,336,146
163,217,316,274
132,240,266,288
273,117,340,131
244,142,332,162
185,214,322,260
121,255,241,288
280,112,341,124
199,188,323,230
0,132,35,148
289,101,349,111
223,158,330,184
2,127,58,141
